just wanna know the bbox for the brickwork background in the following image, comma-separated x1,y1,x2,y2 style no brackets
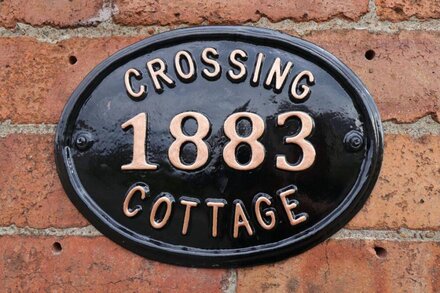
0,0,439,292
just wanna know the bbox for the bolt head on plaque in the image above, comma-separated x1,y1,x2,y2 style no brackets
55,26,383,267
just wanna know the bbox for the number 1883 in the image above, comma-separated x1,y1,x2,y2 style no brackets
122,111,316,172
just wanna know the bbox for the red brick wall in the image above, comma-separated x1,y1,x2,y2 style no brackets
1,0,439,292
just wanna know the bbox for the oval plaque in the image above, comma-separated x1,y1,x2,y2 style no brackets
55,26,383,267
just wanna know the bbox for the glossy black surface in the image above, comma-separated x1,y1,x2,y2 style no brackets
55,26,383,267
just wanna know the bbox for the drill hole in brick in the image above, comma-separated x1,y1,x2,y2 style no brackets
52,242,62,254
69,55,77,65
365,50,375,60
374,246,387,258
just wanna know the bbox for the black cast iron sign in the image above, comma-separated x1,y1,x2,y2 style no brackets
55,26,383,267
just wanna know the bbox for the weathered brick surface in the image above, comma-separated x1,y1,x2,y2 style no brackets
304,30,440,123
348,135,440,230
0,0,105,28
1,133,439,230
0,134,88,228
237,239,440,292
0,235,229,292
0,31,439,124
113,0,368,26
376,0,440,21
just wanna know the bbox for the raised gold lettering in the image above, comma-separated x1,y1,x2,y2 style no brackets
201,47,221,80
290,70,315,100
168,111,210,170
279,187,307,226
206,199,226,237
227,49,247,82
121,113,158,171
124,68,146,99
123,185,148,217
254,194,276,230
265,57,293,92
251,53,265,86
233,200,254,238
150,194,174,229
223,112,265,170
276,111,316,171
146,58,175,92
180,197,199,235
175,50,196,82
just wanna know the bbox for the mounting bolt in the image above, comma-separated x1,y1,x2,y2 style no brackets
344,130,364,152
75,132,93,151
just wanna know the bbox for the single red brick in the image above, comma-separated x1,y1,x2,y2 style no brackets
237,239,440,292
0,235,229,292
0,134,88,228
304,30,440,123
348,135,440,230
112,0,369,26
0,0,105,28
376,0,440,21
